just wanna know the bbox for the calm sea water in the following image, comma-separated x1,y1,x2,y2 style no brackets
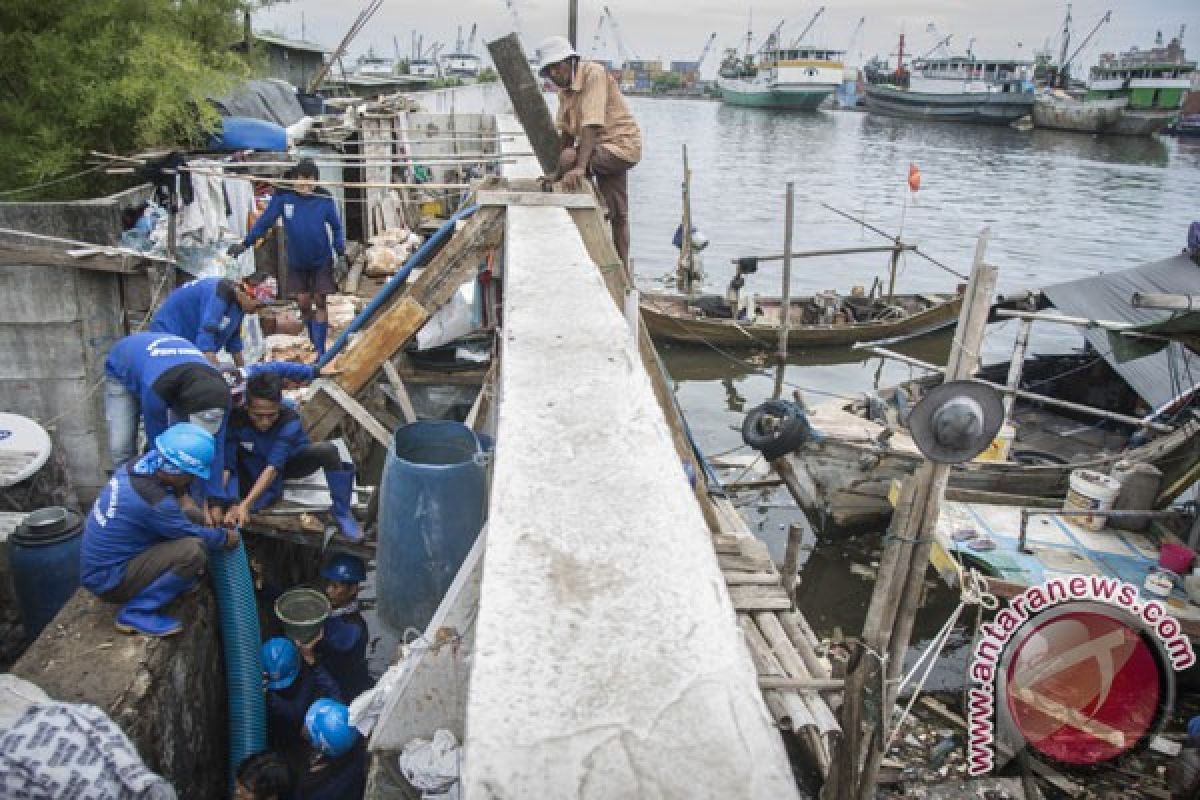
625,96,1200,687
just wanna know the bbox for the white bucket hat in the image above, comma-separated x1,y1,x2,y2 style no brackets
537,35,579,75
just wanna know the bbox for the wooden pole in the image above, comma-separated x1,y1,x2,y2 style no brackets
1002,317,1033,421
678,144,694,295
885,244,901,304
487,34,562,174
781,521,804,608
731,244,915,263
568,0,579,48
778,182,794,360
824,231,997,800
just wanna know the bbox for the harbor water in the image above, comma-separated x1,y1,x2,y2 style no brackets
627,96,1200,690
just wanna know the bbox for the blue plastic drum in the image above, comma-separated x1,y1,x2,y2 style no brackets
9,507,83,641
377,421,488,636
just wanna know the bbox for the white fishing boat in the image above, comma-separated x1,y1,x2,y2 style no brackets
717,46,844,110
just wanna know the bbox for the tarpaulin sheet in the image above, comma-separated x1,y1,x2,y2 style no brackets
210,79,305,127
1041,254,1200,410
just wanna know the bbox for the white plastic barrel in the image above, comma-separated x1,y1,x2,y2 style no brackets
1063,469,1122,531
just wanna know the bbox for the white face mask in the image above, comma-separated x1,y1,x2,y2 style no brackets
189,408,225,435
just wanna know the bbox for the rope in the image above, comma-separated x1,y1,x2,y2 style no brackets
0,165,104,197
884,567,997,749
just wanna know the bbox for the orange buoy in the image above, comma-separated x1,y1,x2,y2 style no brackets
907,163,921,192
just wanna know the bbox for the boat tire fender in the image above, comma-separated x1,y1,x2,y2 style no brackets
742,400,821,461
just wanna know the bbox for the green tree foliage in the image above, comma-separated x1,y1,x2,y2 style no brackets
0,0,251,198
477,67,499,84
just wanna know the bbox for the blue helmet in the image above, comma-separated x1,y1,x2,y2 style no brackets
320,554,367,584
305,698,358,758
261,637,299,690
155,423,215,479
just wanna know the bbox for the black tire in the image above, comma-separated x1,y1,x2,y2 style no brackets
1011,449,1069,467
742,400,812,461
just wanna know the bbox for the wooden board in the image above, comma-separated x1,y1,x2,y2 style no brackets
729,585,793,611
303,207,503,439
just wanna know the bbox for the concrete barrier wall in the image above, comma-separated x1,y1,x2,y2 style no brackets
461,206,799,797
11,587,226,799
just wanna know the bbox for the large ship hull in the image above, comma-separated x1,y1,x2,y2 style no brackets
1032,95,1171,135
717,76,835,110
864,83,1034,124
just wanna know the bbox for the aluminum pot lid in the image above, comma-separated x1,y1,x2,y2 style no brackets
908,381,1005,464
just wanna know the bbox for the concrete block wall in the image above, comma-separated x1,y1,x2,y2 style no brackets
0,185,158,506
11,587,226,799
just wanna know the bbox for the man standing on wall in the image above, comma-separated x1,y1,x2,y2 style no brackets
229,159,346,358
538,36,642,268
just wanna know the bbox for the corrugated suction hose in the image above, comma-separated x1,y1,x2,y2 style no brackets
209,539,267,785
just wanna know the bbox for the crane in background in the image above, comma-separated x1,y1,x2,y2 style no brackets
1063,11,1111,74
500,0,528,52
604,5,640,65
757,19,785,55
588,15,607,60
789,6,826,48
466,23,478,56
846,16,865,62
695,32,718,71
919,33,954,60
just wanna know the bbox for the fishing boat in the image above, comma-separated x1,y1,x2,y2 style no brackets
640,289,962,349
863,35,1036,124
1078,33,1196,135
717,47,844,109
748,252,1200,529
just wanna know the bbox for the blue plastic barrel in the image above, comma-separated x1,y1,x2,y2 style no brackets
9,507,83,641
377,421,488,635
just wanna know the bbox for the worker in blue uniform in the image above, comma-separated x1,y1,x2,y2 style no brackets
104,332,230,509
80,423,239,637
148,275,276,366
317,554,375,700
295,698,366,800
219,370,361,541
262,637,342,769
228,159,346,358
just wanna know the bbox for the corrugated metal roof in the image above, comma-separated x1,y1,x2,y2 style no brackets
253,32,330,54
1041,254,1200,410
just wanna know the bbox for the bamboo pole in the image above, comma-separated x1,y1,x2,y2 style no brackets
731,244,915,263
778,182,794,360
1002,317,1033,421
183,169,470,191
885,244,901,304
1132,292,1200,311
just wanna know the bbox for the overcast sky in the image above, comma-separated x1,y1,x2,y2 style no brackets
255,0,1200,74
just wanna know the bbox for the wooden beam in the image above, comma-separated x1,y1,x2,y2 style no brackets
302,208,503,438
758,676,844,691
314,379,392,448
381,360,417,424
0,242,145,274
486,34,560,174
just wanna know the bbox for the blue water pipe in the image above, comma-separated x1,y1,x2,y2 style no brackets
317,203,481,368
209,539,267,785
